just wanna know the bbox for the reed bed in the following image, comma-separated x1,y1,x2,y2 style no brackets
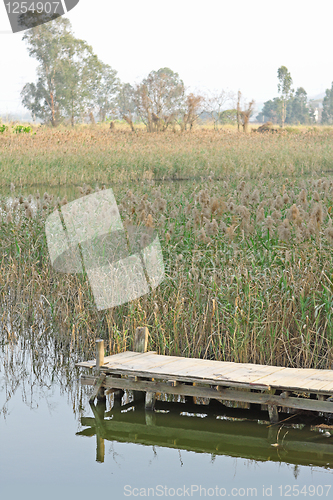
1,167,333,374
1,125,333,190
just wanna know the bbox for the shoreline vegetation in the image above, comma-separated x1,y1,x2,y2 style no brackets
1,126,333,375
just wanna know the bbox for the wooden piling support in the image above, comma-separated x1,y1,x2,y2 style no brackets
268,404,279,424
95,339,104,371
134,327,149,353
95,339,105,401
133,327,154,406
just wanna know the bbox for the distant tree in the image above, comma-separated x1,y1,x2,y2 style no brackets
288,87,312,124
256,98,281,124
204,90,233,129
56,40,103,127
178,93,204,131
322,82,333,124
135,68,185,132
219,109,238,124
93,63,119,122
277,66,293,127
21,17,108,127
116,83,136,131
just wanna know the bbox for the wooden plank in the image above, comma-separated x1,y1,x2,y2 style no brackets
76,351,144,369
79,351,333,394
80,374,333,413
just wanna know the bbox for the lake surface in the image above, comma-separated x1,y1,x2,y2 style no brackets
1,342,332,500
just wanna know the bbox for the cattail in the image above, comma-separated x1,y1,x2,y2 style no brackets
262,216,275,233
19,196,24,204
251,189,260,204
283,192,289,204
297,189,308,208
288,204,300,221
197,227,207,242
25,206,33,219
220,221,227,234
272,209,282,220
237,180,246,192
313,191,320,202
241,189,250,206
237,205,250,221
226,224,236,240
227,201,235,212
201,206,211,219
256,207,265,223
274,195,283,210
307,216,317,236
311,202,324,226
145,214,154,228
198,189,210,206
192,207,201,226
206,219,218,236
210,197,220,214
325,220,333,244
277,219,291,241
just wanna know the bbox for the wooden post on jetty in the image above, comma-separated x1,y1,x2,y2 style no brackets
89,339,106,403
133,326,156,411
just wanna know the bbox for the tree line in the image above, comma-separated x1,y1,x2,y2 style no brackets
257,66,333,126
20,17,333,129
20,17,253,131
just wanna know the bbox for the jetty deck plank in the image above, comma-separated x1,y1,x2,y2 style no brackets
77,351,333,394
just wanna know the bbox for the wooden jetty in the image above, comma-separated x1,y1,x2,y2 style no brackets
77,327,333,423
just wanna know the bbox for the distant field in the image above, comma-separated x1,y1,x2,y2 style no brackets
1,124,333,190
1,125,333,370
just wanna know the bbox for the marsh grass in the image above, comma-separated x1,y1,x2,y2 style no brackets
1,126,333,190
1,161,333,375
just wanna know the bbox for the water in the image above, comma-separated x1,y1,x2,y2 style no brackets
1,342,333,500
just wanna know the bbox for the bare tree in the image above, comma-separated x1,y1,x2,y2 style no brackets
204,89,233,129
239,99,255,133
179,93,204,131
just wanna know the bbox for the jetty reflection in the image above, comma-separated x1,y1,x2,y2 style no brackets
77,397,333,467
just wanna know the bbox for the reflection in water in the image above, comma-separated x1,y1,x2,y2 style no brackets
78,396,333,468
0,333,87,418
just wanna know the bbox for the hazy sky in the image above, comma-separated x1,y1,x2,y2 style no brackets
1,0,333,114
